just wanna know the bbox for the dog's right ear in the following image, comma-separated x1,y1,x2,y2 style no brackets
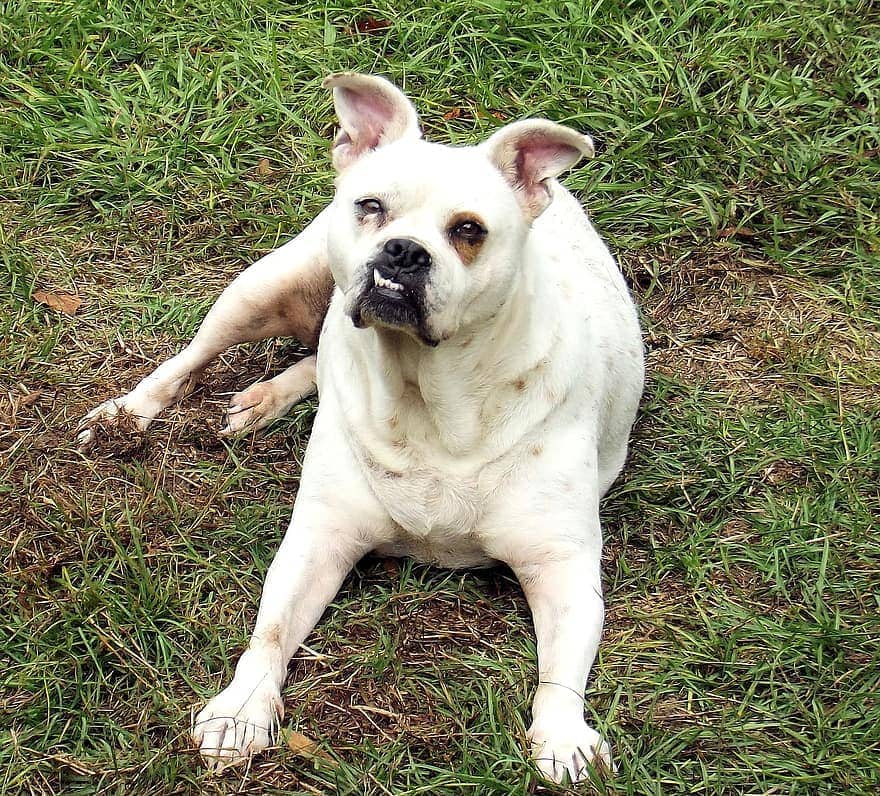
323,73,422,172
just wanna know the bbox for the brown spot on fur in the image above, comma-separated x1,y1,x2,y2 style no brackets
257,625,282,648
531,445,542,456
389,413,399,428
461,335,474,348
278,261,334,349
513,378,526,391
447,212,487,266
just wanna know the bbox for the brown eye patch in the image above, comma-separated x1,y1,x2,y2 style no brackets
447,212,487,265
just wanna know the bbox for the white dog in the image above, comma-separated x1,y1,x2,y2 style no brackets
79,73,644,784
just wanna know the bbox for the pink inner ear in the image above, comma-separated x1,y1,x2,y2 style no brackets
517,137,577,190
341,88,396,151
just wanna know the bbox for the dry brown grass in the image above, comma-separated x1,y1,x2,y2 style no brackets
624,244,880,405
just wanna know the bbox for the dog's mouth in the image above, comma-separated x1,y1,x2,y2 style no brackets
349,263,438,346
371,268,409,301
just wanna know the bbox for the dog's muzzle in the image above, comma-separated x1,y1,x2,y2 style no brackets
350,238,438,345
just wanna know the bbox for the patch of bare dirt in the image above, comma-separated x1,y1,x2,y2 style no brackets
289,567,529,756
622,244,880,405
0,339,314,591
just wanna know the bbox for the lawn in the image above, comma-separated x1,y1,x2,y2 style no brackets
2,0,879,793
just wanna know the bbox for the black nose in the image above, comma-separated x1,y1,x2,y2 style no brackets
381,238,432,274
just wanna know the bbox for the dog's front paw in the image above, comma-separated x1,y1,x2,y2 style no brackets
528,718,613,784
76,395,152,449
191,681,284,772
219,382,284,436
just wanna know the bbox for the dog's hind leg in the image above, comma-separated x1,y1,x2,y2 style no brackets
77,208,333,448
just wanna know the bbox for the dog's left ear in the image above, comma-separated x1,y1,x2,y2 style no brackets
482,120,594,219
323,73,422,172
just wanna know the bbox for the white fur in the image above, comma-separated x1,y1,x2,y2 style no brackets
80,74,644,784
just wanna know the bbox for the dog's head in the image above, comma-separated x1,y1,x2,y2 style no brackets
323,73,594,346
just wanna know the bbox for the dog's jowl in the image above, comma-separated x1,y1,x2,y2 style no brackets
79,73,644,784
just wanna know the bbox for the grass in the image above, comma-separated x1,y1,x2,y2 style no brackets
2,0,879,793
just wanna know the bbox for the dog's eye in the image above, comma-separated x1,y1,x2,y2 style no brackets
356,198,385,217
450,219,487,242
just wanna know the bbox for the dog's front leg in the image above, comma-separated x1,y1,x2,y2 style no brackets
515,552,613,784
77,207,333,447
191,404,387,771
191,503,372,771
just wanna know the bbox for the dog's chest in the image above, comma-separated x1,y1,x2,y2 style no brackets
366,451,481,534
356,429,500,566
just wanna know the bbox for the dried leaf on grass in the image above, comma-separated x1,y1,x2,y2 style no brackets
0,388,45,426
282,729,339,768
20,389,44,407
33,290,81,315
349,17,391,34
717,226,756,239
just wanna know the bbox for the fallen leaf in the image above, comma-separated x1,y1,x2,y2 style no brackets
351,17,391,34
443,107,462,121
717,226,756,239
20,389,43,407
283,729,338,768
33,290,81,315
257,157,271,176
